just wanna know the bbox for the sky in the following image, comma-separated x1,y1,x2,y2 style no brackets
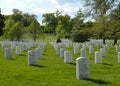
0,0,85,24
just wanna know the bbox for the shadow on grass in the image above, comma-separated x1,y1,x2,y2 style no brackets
42,53,47,56
86,78,111,85
103,63,113,66
19,54,26,56
30,65,46,68
69,63,76,65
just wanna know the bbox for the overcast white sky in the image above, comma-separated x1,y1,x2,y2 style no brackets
0,0,85,24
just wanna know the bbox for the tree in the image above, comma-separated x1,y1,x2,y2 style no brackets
56,14,71,39
84,0,118,18
22,13,35,27
56,20,65,39
9,22,24,41
29,19,43,41
72,29,89,42
0,9,5,36
3,19,15,39
72,9,84,30
84,0,120,44
92,16,109,44
107,3,120,45
71,10,90,42
42,13,57,34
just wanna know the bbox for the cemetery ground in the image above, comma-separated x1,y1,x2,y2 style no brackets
0,41,120,86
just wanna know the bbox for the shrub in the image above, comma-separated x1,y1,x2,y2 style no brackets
72,30,89,42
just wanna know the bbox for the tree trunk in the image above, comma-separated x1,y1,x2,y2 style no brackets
34,35,36,42
113,39,118,46
18,36,20,42
103,38,106,45
11,37,13,41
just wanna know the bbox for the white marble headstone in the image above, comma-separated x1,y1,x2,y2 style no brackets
81,48,86,57
16,46,21,55
89,46,93,54
56,45,60,55
76,57,90,79
35,48,42,59
116,46,120,52
74,45,79,54
60,48,65,59
64,51,72,64
95,51,102,64
2,43,7,51
5,48,12,59
28,50,38,66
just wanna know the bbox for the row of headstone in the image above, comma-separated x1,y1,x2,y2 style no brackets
52,42,90,80
51,42,73,64
1,41,46,64
28,43,46,66
94,44,110,64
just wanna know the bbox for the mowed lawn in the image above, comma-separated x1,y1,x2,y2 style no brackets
0,43,120,86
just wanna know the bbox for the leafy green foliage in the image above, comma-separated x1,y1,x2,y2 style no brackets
56,14,71,39
29,19,43,41
72,30,89,42
71,10,91,42
9,22,24,41
42,13,57,33
85,0,117,17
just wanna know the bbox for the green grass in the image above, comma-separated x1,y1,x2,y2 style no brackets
0,43,120,86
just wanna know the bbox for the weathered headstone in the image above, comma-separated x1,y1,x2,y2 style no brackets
76,57,90,79
104,45,109,52
23,44,27,51
102,48,106,56
81,48,86,57
55,45,60,55
2,43,7,51
28,50,38,66
60,48,65,59
11,42,16,49
64,51,72,64
95,51,102,64
35,48,42,59
5,48,12,59
16,46,21,55
74,45,79,54
89,46,93,54
116,46,120,52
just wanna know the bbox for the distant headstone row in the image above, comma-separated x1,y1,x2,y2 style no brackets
0,41,46,66
51,42,73,64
